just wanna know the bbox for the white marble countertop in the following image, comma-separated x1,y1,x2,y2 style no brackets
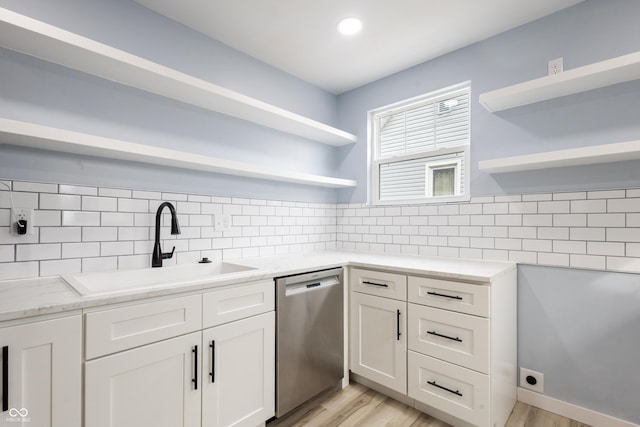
0,251,515,322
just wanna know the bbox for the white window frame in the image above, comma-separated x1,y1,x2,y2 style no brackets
369,82,471,205
425,157,462,197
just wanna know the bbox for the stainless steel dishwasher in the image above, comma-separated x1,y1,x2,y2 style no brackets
275,267,344,418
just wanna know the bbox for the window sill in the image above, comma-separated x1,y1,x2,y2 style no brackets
372,194,471,206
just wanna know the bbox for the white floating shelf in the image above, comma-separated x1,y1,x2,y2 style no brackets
0,119,357,188
0,8,357,146
479,51,640,112
478,140,640,173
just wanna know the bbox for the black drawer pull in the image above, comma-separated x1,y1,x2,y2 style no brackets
427,330,462,342
363,280,388,288
192,345,198,390
427,380,462,397
427,291,462,300
2,346,7,412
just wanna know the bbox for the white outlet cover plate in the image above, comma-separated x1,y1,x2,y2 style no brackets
548,57,564,75
520,367,544,393
11,208,34,235
214,214,231,232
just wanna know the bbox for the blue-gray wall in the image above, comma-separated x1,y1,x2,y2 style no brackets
0,0,341,202
336,0,640,204
518,265,640,423
336,0,640,423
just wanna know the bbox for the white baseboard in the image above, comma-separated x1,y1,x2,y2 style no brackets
517,388,639,427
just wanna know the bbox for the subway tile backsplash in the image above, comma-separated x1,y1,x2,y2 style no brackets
335,190,640,275
0,180,337,280
5,179,640,280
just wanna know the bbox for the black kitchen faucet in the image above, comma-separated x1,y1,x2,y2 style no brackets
152,201,181,267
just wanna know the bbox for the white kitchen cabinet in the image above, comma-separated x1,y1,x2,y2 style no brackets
408,303,490,374
202,280,274,329
202,312,275,427
350,268,407,300
408,351,491,427
85,331,202,427
0,314,82,427
407,273,517,427
84,294,202,360
350,291,406,394
407,276,490,317
350,267,516,427
83,281,275,427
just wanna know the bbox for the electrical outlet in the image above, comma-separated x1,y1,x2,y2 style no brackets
548,57,563,75
214,214,231,232
520,367,544,393
12,208,34,235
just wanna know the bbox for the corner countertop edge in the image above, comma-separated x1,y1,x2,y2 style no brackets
0,251,516,322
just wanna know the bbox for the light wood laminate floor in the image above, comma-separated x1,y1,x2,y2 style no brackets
268,383,591,427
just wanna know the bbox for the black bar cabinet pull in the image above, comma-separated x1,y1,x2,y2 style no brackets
427,330,462,342
427,380,462,397
2,346,8,412
427,291,462,300
192,345,198,390
363,280,388,288
396,310,401,340
214,340,216,383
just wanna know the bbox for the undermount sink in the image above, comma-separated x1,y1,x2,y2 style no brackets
62,262,258,296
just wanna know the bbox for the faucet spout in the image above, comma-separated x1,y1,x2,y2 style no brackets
152,202,181,267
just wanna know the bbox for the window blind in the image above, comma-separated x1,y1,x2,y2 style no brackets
377,89,469,158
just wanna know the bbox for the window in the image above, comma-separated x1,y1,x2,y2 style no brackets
426,158,461,197
370,83,470,204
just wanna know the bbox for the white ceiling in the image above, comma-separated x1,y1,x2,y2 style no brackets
135,0,584,94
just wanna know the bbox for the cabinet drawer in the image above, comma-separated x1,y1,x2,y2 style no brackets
350,268,407,300
408,276,489,317
203,280,274,328
408,304,489,374
408,351,490,427
85,294,202,360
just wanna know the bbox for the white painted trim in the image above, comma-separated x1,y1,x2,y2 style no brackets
0,119,357,188
478,140,640,173
372,194,471,206
479,51,640,112
518,387,639,427
425,157,462,197
0,8,356,146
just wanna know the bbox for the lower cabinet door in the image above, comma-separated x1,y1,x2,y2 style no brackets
202,312,275,427
85,332,202,427
408,351,490,427
0,315,82,427
350,292,407,394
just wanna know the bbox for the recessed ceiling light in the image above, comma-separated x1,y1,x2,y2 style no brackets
337,17,362,36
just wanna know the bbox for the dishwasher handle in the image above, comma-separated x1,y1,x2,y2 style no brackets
284,276,340,296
